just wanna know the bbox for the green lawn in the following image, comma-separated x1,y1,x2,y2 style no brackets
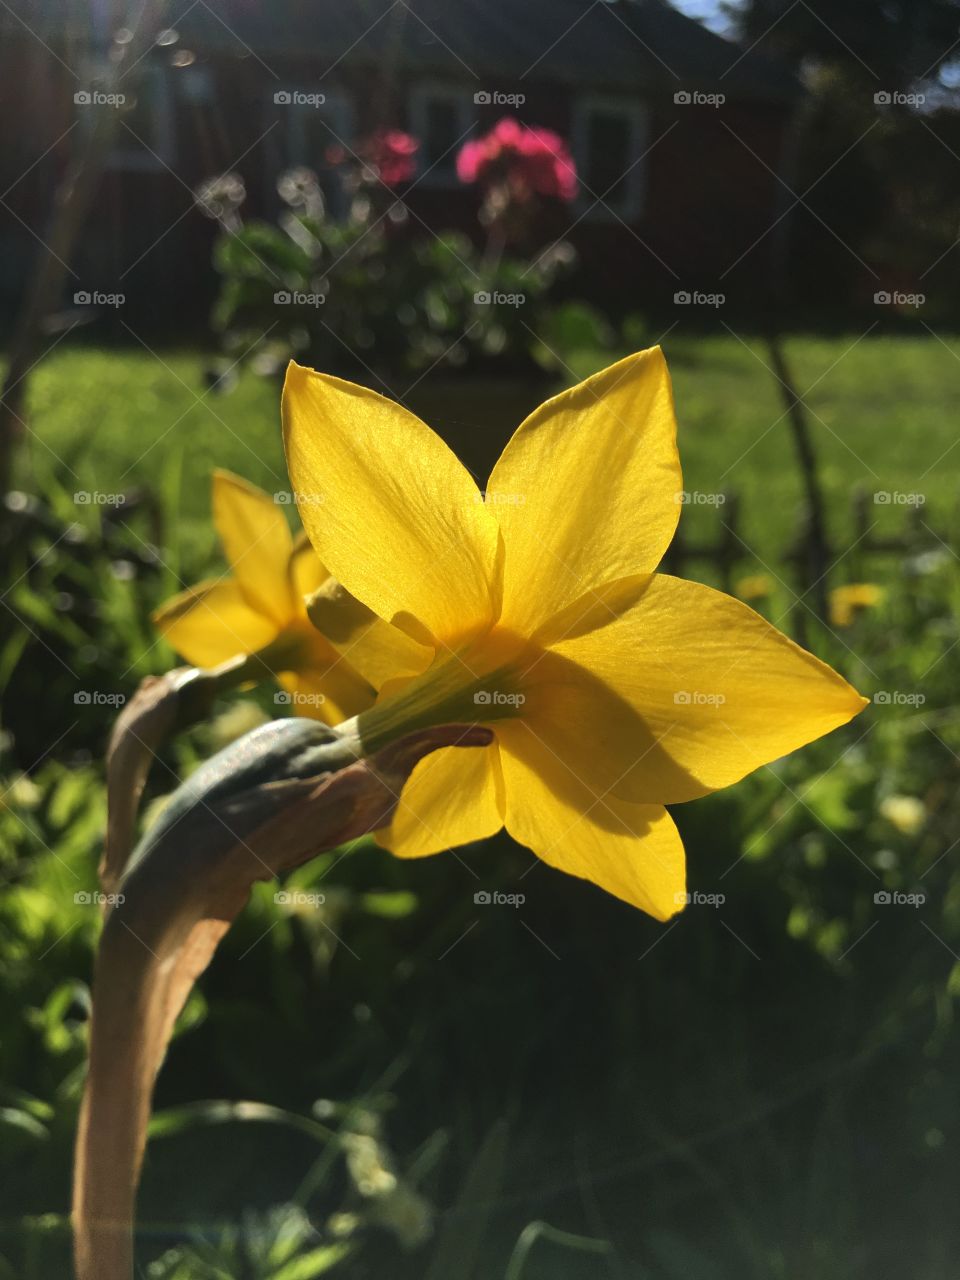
667,333,958,563
18,333,958,587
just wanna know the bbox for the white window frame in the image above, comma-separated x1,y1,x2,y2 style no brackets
408,81,475,187
571,95,648,222
78,60,176,171
281,88,355,168
269,87,355,217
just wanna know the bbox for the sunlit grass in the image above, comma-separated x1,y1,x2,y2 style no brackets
14,331,958,588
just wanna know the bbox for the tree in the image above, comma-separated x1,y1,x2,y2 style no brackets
728,0,960,88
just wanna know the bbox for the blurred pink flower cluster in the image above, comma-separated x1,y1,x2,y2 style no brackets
327,129,419,187
457,117,578,202
363,129,419,186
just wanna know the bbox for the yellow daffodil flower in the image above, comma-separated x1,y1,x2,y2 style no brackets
829,583,884,628
153,469,374,723
281,349,868,919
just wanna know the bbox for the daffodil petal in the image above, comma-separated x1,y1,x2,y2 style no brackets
282,362,500,645
498,727,686,920
488,348,681,633
376,742,504,858
523,573,868,805
289,532,328,605
212,469,294,625
277,639,374,724
153,577,277,667
306,578,434,691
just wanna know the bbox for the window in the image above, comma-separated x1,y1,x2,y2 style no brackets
78,61,176,171
571,96,647,221
409,83,474,185
282,90,354,172
175,65,214,107
275,88,355,216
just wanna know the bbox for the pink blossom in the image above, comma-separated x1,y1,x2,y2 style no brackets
367,130,419,186
327,130,420,186
456,117,577,202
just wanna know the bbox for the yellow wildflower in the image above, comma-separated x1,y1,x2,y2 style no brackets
735,573,774,602
829,583,884,628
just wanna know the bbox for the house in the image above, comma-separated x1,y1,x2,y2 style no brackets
0,0,802,327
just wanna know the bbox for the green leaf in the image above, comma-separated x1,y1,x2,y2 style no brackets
423,1119,508,1280
271,1245,352,1280
359,890,418,919
0,1106,50,1142
505,1221,614,1280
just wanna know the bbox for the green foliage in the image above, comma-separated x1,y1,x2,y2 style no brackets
146,1205,352,1279
209,173,572,383
727,2,960,317
734,0,960,85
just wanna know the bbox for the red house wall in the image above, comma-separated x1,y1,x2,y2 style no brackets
0,41,792,327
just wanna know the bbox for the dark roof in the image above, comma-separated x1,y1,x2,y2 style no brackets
13,0,802,104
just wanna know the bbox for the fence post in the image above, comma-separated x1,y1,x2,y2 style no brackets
765,337,829,621
718,490,740,594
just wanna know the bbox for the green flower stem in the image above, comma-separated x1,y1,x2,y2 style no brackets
337,644,526,757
